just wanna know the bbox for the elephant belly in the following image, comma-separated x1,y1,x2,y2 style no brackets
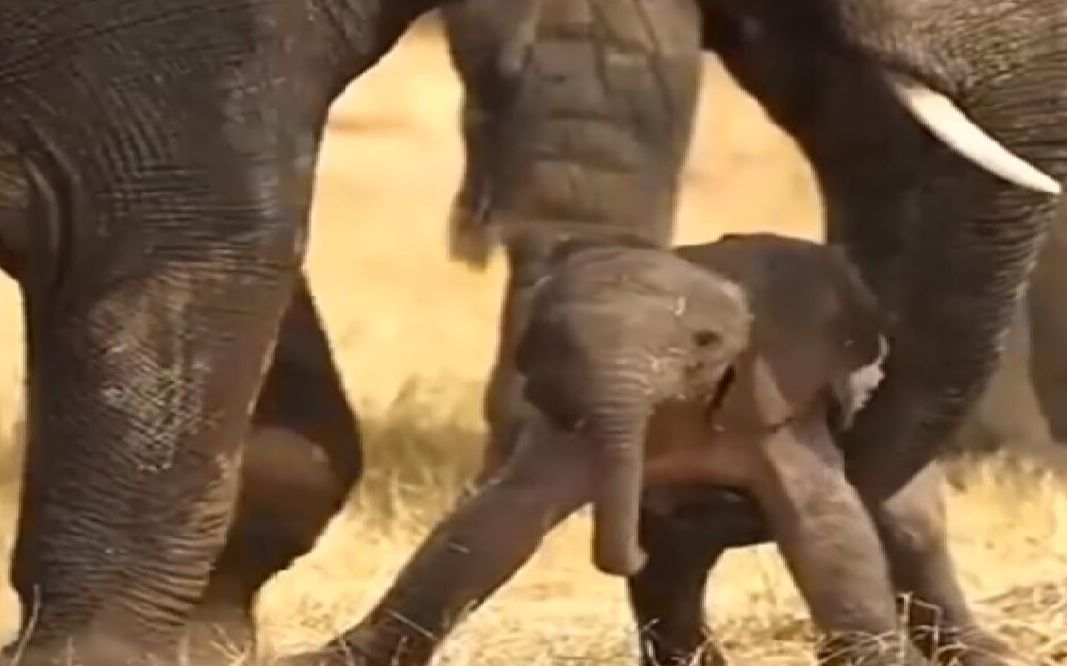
642,399,759,490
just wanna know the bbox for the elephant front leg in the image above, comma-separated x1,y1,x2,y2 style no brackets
9,180,306,664
873,465,1024,665
751,417,926,666
277,416,593,666
626,503,728,666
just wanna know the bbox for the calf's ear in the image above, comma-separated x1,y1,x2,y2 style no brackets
710,352,794,433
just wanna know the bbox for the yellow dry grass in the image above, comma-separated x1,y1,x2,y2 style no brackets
0,18,1064,665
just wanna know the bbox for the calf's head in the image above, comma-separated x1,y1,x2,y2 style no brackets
515,238,752,576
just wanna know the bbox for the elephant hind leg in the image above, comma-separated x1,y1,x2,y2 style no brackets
626,503,727,666
750,417,925,666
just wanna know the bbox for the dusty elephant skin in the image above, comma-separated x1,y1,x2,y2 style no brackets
275,235,1026,666
193,273,363,654
1,147,362,656
3,152,362,650
0,1,441,664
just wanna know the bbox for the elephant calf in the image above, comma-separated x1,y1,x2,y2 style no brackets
279,234,1017,666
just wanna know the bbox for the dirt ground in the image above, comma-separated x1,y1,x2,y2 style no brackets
0,19,1063,666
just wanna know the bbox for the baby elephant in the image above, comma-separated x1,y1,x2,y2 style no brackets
513,233,916,666
277,234,1002,666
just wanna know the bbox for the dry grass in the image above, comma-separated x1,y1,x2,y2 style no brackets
0,18,1064,665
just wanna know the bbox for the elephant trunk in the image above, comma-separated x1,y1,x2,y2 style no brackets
585,359,655,577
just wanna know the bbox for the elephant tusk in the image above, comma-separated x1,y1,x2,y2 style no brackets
887,74,1062,196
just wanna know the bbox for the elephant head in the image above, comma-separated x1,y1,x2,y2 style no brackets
514,236,752,575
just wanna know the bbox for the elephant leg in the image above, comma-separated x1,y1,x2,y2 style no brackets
277,416,593,666
752,418,925,666
193,272,362,651
873,465,1020,665
8,147,308,664
627,503,727,666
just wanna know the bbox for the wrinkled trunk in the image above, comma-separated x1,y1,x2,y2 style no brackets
586,363,653,577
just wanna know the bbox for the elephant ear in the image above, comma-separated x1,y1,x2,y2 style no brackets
710,351,794,433
828,336,888,430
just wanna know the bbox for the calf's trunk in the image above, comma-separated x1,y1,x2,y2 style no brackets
587,363,654,577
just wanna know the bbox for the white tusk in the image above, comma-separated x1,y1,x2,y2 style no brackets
887,74,1062,196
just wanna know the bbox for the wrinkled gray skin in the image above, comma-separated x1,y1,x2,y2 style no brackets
2,143,363,657
0,2,443,664
279,235,1021,666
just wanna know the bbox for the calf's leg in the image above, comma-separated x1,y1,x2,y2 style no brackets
627,502,728,666
752,417,925,666
276,416,594,666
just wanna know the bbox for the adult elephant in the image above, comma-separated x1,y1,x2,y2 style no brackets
0,2,444,664
276,0,1067,664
